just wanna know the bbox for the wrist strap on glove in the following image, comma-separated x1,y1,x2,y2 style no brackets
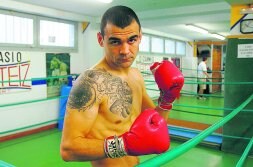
158,98,173,110
104,135,127,158
158,89,174,110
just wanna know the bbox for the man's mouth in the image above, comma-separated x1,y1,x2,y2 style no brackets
120,58,132,63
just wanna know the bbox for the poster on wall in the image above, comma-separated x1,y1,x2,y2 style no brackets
0,51,31,94
46,53,70,97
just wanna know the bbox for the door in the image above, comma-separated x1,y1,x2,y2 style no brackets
212,45,222,93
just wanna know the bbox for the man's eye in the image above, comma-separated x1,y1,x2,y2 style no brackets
128,38,137,44
110,40,121,45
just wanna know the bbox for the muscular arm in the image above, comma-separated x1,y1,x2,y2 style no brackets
60,71,106,161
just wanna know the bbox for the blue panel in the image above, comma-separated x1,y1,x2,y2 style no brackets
169,126,222,144
58,85,72,130
32,80,47,85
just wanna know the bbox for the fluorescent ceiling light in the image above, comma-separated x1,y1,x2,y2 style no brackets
185,24,208,34
241,8,253,14
210,33,225,40
97,0,113,3
186,24,225,40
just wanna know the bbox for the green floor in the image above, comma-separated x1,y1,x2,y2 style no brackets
1,128,253,167
146,84,225,125
172,93,224,125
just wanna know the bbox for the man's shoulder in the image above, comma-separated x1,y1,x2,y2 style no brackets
131,67,140,71
84,67,107,73
130,67,142,75
82,68,113,81
199,61,206,67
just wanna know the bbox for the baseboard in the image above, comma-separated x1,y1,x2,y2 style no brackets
0,123,57,142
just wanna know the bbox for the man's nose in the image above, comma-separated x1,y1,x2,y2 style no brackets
120,43,130,55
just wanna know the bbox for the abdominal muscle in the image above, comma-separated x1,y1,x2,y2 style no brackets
87,109,140,167
85,107,140,167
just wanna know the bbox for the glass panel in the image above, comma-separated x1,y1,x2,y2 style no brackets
165,39,175,54
0,14,33,44
151,37,164,53
40,20,75,47
139,35,150,52
176,41,186,55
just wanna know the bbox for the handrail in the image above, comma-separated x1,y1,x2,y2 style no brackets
236,137,253,167
137,93,253,167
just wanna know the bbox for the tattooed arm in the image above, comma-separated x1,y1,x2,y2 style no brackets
60,70,106,161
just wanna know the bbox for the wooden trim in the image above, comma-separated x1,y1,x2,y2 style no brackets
227,34,253,39
194,41,227,45
82,22,90,33
0,123,57,142
168,118,222,134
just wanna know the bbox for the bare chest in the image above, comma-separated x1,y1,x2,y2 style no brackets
99,75,142,119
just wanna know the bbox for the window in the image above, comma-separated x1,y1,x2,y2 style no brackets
0,12,34,45
139,35,150,52
151,36,164,53
165,39,175,54
40,19,75,47
137,32,187,56
176,41,186,55
0,10,78,51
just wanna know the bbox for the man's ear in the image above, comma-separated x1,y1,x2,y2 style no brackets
97,32,104,47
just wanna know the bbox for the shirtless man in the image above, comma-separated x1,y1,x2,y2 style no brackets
60,5,184,167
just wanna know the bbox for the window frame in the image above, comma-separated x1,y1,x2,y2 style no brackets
176,40,186,56
0,9,36,48
0,9,78,52
38,16,78,52
165,39,176,55
151,36,164,54
139,33,186,57
139,34,151,53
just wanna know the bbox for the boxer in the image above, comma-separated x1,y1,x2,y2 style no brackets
60,5,184,167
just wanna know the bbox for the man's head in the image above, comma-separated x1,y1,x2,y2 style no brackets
100,5,141,37
97,5,142,69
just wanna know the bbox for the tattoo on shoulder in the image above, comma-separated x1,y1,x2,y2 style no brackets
67,68,133,117
67,70,96,112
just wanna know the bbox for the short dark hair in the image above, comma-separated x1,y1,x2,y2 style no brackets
100,5,141,36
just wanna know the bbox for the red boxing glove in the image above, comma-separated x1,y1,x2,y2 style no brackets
150,60,184,110
104,109,169,158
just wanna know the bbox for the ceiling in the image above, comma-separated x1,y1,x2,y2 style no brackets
10,0,253,41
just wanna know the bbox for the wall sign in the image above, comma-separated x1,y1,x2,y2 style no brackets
0,51,31,94
238,44,253,58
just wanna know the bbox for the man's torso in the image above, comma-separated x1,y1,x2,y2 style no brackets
198,61,207,78
84,66,143,166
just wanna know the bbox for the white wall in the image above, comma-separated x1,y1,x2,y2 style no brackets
71,22,103,73
181,43,197,95
82,23,103,69
0,13,102,136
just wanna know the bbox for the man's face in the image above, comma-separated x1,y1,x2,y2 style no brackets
97,20,142,69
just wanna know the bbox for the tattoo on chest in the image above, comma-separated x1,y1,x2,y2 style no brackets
67,68,133,117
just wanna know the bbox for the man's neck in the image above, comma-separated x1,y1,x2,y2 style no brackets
101,57,131,76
